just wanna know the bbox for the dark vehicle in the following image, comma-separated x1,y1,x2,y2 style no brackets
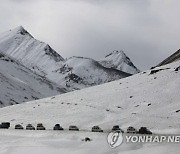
15,124,24,129
36,123,46,130
127,126,137,134
112,125,124,133
138,127,152,134
53,124,64,130
0,122,10,129
26,124,35,130
85,137,91,142
69,125,79,131
82,137,91,142
92,126,103,132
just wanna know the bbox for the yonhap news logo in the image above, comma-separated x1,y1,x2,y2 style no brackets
107,131,123,148
107,131,180,148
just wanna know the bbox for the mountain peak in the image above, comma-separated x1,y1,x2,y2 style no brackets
11,26,33,37
13,25,25,32
105,50,125,58
99,50,140,74
0,26,64,76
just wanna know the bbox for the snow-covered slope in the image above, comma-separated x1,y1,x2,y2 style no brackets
99,50,140,74
0,53,66,107
157,49,180,67
0,59,179,131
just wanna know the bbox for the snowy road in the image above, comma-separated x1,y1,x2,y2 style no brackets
0,130,180,154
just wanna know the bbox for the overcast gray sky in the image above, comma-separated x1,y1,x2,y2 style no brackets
0,0,180,70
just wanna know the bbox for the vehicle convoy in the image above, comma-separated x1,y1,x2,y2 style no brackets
69,125,79,131
92,126,103,132
26,124,35,130
0,121,153,135
53,124,64,130
36,123,46,130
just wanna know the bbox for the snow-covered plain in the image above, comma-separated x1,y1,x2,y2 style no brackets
0,60,179,153
0,130,179,154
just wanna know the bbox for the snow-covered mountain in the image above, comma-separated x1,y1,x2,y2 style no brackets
0,52,66,107
157,49,180,67
0,26,138,94
54,56,131,90
99,50,140,74
0,26,64,77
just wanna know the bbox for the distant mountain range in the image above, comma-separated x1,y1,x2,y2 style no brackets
0,26,140,107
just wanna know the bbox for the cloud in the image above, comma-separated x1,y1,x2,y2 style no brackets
0,0,180,70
